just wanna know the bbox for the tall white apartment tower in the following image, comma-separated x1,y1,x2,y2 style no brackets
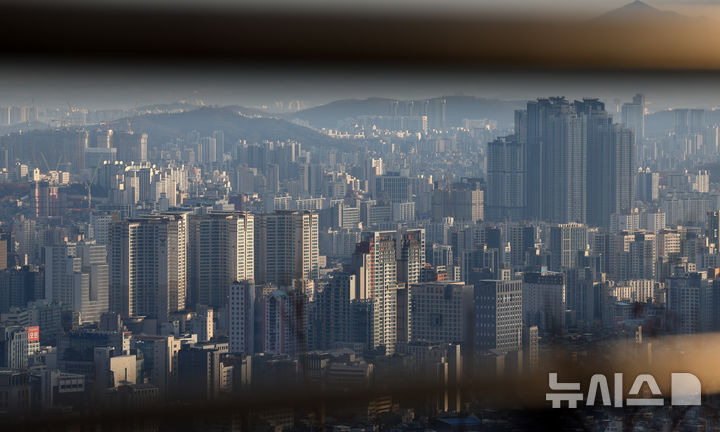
44,242,109,324
109,213,187,321
352,230,400,355
188,211,254,309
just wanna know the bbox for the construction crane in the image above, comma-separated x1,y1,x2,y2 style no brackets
99,117,131,132
66,101,87,127
86,162,102,215
39,151,63,173
39,152,51,172
66,102,74,126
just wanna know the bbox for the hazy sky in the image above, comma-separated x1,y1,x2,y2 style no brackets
3,62,720,113
12,0,720,19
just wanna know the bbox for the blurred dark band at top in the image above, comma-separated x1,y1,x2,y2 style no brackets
1,0,720,71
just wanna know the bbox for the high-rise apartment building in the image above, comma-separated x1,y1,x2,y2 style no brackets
576,98,634,228
509,97,634,226
472,279,523,354
109,214,188,321
708,211,720,247
33,181,63,219
229,281,255,355
622,93,645,142
612,232,657,282
254,211,318,287
430,243,453,268
666,271,710,334
408,282,471,344
0,325,29,369
522,271,565,335
486,135,525,221
549,223,587,271
114,131,148,163
397,228,426,286
177,342,229,400
44,245,78,308
213,130,225,161
258,290,287,355
525,97,587,223
0,230,9,271
257,289,309,355
197,137,217,164
674,108,705,136
188,211,254,309
375,173,412,204
426,98,447,131
352,230,400,354
636,168,659,203
0,266,43,314
44,242,108,324
431,182,484,223
133,334,183,398
628,232,657,281
315,272,355,350
76,243,110,323
502,223,536,269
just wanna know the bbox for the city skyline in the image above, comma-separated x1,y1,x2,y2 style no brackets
4,0,720,429
3,79,720,428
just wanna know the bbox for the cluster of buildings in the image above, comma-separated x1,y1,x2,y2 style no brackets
0,106,39,126
1,94,720,429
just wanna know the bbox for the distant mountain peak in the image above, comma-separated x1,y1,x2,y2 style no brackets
595,0,688,22
622,1,656,11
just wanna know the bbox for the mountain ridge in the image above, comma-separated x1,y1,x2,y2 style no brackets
121,106,348,150
285,96,525,130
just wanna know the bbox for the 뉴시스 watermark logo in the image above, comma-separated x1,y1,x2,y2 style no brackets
546,372,701,408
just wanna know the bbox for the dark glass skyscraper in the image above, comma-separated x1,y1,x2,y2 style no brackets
580,99,634,228
486,135,525,221
490,97,634,226
524,97,586,223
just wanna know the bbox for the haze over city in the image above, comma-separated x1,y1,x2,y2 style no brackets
3,1,720,431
